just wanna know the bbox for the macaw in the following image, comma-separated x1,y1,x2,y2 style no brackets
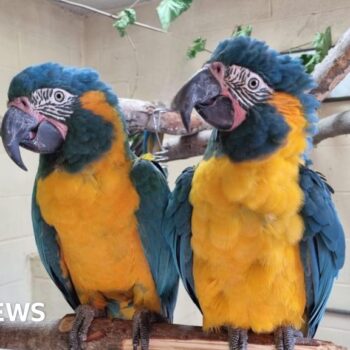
167,36,345,350
1,63,178,350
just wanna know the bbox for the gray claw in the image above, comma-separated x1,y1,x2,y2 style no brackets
154,156,169,162
274,326,297,350
154,151,169,162
69,305,103,350
228,327,248,350
154,150,168,155
132,309,166,350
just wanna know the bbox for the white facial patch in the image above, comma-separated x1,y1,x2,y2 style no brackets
31,88,77,121
224,65,273,109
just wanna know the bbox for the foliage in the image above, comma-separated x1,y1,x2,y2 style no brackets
157,0,193,30
299,26,332,73
231,25,253,37
186,24,252,60
113,8,136,37
186,25,332,73
186,37,207,59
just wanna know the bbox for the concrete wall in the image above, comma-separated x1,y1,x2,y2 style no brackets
0,0,84,312
0,0,349,346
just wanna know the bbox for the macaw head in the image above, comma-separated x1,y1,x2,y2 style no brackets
172,36,319,161
1,63,123,172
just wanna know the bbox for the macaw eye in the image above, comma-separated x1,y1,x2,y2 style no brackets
54,90,65,103
248,77,259,90
30,88,77,121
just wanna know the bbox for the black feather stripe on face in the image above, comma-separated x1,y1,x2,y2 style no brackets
224,65,273,110
30,88,77,122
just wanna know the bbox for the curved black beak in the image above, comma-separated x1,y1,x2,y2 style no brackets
171,63,235,131
1,107,64,171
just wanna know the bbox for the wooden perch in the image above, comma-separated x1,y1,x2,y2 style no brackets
162,130,212,161
313,110,350,144
120,98,211,135
0,315,345,350
312,27,350,101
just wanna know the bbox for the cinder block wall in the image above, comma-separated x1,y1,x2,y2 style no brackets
0,0,350,345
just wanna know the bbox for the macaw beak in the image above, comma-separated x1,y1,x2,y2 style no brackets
171,62,246,132
1,98,65,171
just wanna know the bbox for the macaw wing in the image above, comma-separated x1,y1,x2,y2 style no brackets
32,180,80,310
164,166,200,310
299,165,345,337
131,159,179,320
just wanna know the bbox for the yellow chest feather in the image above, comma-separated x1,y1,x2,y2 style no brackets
36,92,160,318
190,93,308,332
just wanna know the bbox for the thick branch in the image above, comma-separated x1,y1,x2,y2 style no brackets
312,27,350,101
0,316,344,350
163,131,212,161
120,98,211,135
313,110,350,144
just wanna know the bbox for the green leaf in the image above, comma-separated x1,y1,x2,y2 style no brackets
231,25,253,38
299,26,332,73
113,8,136,37
300,53,317,74
157,0,193,30
313,26,332,60
187,37,207,59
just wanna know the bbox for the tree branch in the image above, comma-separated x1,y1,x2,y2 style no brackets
120,98,211,135
312,27,350,101
0,316,344,350
162,131,212,161
313,110,350,144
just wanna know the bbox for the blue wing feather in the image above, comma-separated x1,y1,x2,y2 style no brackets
131,159,179,320
32,179,80,310
299,165,345,337
164,167,200,310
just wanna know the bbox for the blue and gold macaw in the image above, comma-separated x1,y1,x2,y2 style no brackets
168,37,345,349
1,63,178,350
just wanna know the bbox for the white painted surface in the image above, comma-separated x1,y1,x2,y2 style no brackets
0,0,84,309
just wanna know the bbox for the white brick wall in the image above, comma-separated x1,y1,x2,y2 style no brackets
0,0,349,346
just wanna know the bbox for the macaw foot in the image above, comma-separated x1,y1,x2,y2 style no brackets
227,327,248,350
69,305,104,350
274,326,303,350
132,309,167,350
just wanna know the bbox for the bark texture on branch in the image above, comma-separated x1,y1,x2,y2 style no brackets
162,131,212,161
313,110,350,145
312,28,350,101
0,316,345,350
120,98,211,136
